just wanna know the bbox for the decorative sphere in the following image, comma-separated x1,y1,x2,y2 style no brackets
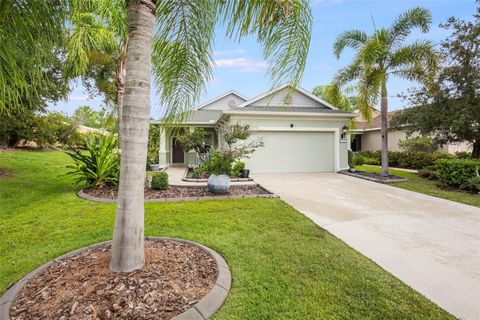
207,174,230,194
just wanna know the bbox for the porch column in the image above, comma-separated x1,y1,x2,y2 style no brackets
159,129,168,168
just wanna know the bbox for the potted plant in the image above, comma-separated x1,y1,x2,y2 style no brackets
240,168,250,178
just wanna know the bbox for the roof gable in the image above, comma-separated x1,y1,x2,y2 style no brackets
236,84,338,110
197,91,248,110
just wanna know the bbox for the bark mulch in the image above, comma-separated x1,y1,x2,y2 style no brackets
83,184,271,200
339,169,407,183
0,168,12,179
11,239,217,320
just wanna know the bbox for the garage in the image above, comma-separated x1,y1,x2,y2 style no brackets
244,131,335,173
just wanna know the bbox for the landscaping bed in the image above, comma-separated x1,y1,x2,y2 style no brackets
10,239,217,320
339,169,407,183
82,184,273,201
183,168,252,182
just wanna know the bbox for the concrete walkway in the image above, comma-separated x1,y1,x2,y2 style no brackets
253,173,480,320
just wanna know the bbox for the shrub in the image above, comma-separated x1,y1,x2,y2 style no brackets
363,157,379,165
66,134,120,187
197,151,233,175
151,172,169,190
435,159,480,189
232,161,245,177
417,168,437,180
352,153,365,166
461,176,480,193
399,136,437,153
358,151,453,170
455,151,472,159
348,150,354,168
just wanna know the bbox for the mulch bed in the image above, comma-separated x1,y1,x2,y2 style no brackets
339,169,407,183
11,239,217,320
0,168,12,179
83,184,271,200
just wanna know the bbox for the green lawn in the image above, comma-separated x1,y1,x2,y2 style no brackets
357,165,480,208
0,151,453,319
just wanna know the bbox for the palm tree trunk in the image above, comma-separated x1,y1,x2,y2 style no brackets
380,81,389,177
116,51,127,136
472,140,480,159
110,0,156,273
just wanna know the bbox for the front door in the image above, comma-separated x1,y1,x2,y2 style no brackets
172,138,184,164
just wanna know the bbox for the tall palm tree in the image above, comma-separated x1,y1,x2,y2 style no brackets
333,7,439,176
312,83,357,130
110,0,312,272
66,0,128,130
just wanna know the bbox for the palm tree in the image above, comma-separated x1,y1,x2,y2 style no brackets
332,7,439,176
66,0,128,130
312,83,357,130
110,0,312,272
0,1,66,113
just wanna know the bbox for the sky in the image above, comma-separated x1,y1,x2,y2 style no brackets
49,0,477,119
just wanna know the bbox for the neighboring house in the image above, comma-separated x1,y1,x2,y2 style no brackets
152,84,356,173
350,110,472,154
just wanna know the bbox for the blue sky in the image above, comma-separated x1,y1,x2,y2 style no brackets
49,0,476,119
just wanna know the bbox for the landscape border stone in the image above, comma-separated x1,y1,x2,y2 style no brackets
0,237,231,320
339,169,407,183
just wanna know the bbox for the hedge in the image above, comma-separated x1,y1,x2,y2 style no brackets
435,159,480,189
358,151,454,169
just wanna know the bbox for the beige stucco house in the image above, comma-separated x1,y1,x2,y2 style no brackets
152,85,356,173
350,110,472,153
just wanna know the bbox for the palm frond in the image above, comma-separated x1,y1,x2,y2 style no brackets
388,40,440,80
219,0,312,90
389,7,431,46
0,0,66,113
333,30,368,59
152,0,217,126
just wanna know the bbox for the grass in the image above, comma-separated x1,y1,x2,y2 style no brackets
357,165,480,208
0,150,453,319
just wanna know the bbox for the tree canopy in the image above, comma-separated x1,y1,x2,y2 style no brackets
392,5,480,157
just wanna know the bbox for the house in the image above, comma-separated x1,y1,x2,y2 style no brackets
350,110,472,154
152,85,356,173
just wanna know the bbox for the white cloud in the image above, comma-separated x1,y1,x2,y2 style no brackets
214,58,269,72
213,49,247,56
69,95,89,101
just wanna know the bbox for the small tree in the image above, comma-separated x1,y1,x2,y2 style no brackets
175,128,210,162
217,123,264,163
392,6,480,158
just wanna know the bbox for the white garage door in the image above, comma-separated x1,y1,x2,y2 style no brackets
245,131,334,173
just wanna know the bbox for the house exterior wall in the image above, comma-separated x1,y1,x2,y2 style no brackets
228,116,349,171
359,129,472,154
360,130,413,152
250,87,325,108
200,93,245,110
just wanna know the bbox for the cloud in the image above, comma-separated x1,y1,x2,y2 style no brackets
213,49,247,56
214,58,269,72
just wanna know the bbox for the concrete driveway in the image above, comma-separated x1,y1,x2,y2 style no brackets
253,173,480,320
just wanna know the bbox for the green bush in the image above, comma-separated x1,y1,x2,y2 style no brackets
363,157,379,165
231,161,245,177
455,151,472,159
461,176,480,193
398,136,437,153
358,151,454,169
197,151,233,175
151,172,169,190
66,134,120,187
348,150,354,168
417,168,437,180
352,153,365,166
435,159,480,189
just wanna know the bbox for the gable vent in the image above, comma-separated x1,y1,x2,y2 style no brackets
227,99,237,107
